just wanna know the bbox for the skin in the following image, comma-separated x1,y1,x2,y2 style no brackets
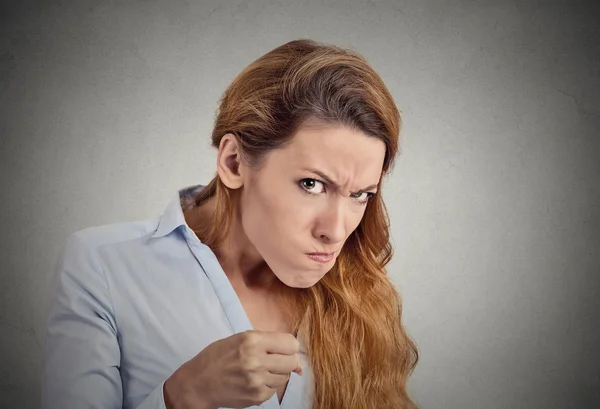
188,120,386,291
174,121,387,407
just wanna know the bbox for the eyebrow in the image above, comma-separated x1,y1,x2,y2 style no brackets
301,168,379,193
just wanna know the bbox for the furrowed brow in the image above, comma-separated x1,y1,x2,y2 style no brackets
301,168,378,193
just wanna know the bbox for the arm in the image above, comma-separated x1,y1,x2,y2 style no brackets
41,232,167,409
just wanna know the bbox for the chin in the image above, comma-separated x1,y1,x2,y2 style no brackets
278,273,324,289
288,280,320,289
268,258,332,288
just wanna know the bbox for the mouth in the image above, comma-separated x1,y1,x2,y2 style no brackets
306,252,335,263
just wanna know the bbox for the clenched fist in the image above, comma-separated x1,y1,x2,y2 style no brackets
164,330,303,409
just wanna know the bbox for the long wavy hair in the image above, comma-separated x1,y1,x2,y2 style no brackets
191,39,419,409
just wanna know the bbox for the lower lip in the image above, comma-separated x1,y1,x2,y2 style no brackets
307,253,334,263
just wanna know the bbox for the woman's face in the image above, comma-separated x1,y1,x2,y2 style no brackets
239,122,387,288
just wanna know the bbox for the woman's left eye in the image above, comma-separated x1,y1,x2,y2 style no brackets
352,191,375,203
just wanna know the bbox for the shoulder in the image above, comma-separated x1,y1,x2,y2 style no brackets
58,218,161,276
67,218,158,252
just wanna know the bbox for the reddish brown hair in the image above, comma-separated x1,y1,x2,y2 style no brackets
192,39,419,409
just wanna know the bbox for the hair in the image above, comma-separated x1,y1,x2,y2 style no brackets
191,39,419,409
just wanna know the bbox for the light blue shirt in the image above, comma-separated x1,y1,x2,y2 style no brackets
42,184,312,409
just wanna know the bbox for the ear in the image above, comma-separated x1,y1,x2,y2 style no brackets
216,133,245,189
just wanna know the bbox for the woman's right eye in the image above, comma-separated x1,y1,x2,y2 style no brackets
300,179,325,195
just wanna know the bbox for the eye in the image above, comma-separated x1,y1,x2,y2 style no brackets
299,178,326,195
351,191,376,205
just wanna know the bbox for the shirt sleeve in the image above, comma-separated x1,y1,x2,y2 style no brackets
41,232,168,409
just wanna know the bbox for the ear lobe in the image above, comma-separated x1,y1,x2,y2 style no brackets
217,133,244,189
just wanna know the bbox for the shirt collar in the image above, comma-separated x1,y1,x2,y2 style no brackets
151,184,205,239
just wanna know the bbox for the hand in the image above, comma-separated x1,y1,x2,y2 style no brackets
164,330,303,409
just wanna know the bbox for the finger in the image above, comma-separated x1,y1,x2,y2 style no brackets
263,353,302,375
264,372,291,389
257,331,300,355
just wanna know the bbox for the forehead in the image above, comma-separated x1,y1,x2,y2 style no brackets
270,122,386,181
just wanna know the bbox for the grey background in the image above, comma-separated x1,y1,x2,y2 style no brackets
1,0,599,408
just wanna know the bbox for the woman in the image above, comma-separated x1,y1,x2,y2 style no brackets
42,39,419,409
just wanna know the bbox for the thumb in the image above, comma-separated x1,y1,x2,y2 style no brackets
293,354,303,376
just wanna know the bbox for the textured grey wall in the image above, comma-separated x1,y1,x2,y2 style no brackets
1,1,599,408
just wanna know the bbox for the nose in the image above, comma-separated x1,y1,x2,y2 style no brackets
313,199,346,245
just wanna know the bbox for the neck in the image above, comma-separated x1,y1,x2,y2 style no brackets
185,194,279,292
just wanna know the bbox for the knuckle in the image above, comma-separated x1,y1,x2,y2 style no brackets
242,330,260,347
238,332,259,356
247,375,264,391
240,355,261,372
287,334,300,351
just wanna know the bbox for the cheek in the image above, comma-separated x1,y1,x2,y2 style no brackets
242,185,310,247
342,207,367,241
274,201,313,235
350,208,366,229
260,185,312,229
